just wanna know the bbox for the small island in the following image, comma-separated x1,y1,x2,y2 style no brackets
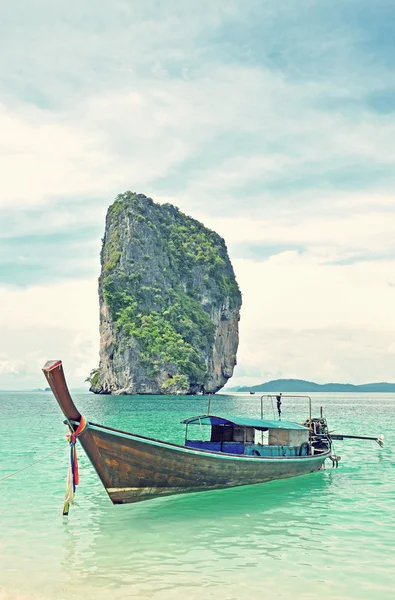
87,192,242,395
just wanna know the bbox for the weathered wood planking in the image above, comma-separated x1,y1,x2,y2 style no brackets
86,425,328,503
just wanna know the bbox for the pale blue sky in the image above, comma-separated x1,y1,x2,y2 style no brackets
1,1,394,388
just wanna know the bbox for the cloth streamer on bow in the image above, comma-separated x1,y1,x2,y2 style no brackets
63,416,87,516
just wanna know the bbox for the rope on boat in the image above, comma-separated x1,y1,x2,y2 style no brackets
0,447,66,482
63,416,88,516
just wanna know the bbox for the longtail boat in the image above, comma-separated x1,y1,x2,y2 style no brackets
43,360,383,506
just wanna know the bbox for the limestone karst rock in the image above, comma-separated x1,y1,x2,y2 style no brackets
89,192,242,395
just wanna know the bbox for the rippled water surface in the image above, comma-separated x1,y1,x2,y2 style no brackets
1,391,394,600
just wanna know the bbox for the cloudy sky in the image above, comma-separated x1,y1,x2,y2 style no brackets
1,0,394,390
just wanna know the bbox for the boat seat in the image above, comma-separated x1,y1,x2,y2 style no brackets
185,441,221,451
185,441,245,454
221,442,245,455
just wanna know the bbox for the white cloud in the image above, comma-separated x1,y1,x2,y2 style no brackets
0,279,99,388
2,60,395,216
240,252,395,330
0,356,24,375
0,279,98,330
230,251,395,385
2,235,394,389
199,199,395,260
1,2,395,389
0,103,111,208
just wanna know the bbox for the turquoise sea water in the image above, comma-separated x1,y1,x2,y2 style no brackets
1,391,394,600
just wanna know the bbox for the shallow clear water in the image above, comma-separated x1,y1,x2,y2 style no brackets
1,391,394,600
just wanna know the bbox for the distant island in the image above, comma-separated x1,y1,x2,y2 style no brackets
232,378,395,393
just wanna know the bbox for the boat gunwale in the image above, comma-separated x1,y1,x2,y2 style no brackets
76,420,331,463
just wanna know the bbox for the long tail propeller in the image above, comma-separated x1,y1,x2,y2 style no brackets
330,433,384,448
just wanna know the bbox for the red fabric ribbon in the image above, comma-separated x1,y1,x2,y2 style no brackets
63,416,88,516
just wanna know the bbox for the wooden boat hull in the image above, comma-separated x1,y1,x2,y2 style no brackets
42,360,330,505
81,423,329,504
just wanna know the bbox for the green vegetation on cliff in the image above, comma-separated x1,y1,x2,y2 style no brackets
86,368,100,389
98,192,241,392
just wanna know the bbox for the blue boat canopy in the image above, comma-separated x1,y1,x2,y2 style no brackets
180,414,308,431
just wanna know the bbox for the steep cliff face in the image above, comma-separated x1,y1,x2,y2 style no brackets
90,192,242,395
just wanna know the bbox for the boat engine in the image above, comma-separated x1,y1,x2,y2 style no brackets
303,417,331,454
